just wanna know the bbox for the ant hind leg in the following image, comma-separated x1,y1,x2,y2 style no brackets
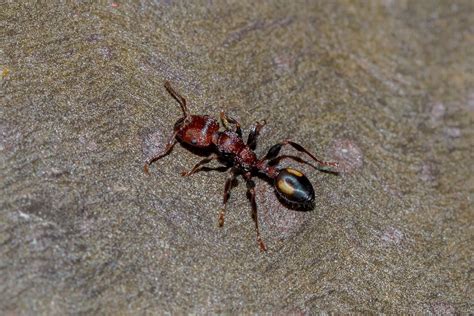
261,140,338,168
245,177,267,252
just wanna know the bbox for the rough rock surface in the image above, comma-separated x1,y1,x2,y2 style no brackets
1,2,472,314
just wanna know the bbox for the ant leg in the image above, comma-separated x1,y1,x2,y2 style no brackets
181,153,219,177
246,120,266,150
269,155,315,168
164,81,190,117
245,177,267,252
261,140,338,168
143,130,179,174
218,168,237,227
220,111,242,137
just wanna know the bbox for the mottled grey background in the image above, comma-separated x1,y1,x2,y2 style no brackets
1,1,473,314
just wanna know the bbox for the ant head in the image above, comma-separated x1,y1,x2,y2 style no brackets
274,167,315,208
174,115,219,147
164,82,219,148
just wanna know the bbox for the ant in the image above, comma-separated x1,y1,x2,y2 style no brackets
144,81,339,251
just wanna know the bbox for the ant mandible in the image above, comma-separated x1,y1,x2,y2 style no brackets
144,81,339,251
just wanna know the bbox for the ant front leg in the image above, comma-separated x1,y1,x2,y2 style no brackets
245,176,267,252
219,168,237,227
181,153,219,177
144,130,179,174
145,82,193,174
220,111,242,137
247,120,266,150
261,140,338,169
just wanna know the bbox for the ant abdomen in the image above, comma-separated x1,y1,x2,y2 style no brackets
274,168,315,208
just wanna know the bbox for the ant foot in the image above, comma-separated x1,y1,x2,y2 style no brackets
258,239,267,252
218,210,225,227
144,163,150,175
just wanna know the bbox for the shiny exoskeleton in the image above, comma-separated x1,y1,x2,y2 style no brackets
144,81,339,251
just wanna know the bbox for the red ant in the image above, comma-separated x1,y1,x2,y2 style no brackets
144,81,338,251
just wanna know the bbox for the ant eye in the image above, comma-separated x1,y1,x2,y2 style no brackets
275,168,314,206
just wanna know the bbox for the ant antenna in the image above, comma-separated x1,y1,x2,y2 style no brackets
164,81,190,117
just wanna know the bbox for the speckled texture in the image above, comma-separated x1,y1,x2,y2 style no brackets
1,1,473,314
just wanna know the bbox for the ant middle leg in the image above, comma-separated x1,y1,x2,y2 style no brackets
218,168,237,227
247,120,266,150
261,140,338,168
220,111,242,137
181,153,219,177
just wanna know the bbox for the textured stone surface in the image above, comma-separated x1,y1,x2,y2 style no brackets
1,1,472,314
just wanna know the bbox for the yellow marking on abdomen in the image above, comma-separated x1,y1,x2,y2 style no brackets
286,168,303,177
277,179,295,196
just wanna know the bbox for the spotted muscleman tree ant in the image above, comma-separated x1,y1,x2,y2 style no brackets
144,81,338,251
